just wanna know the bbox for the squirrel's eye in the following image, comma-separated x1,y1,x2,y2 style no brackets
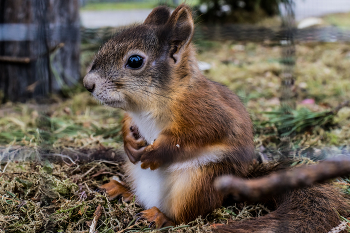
126,55,144,69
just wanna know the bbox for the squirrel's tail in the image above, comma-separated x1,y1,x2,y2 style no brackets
214,184,350,233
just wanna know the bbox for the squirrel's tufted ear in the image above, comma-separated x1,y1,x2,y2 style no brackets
166,4,194,64
144,6,171,25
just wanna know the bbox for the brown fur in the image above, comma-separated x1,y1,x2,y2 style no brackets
215,162,350,232
139,77,255,171
85,4,350,232
215,184,350,233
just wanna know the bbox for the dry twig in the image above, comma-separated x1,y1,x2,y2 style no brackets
80,165,98,179
89,204,102,233
49,154,77,165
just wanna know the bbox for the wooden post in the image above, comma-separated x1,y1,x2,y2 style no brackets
280,1,296,111
0,0,80,102
279,0,296,140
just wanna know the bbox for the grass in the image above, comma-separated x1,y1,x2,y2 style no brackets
0,93,124,148
323,12,350,29
0,157,264,232
258,107,335,137
1,151,349,232
81,1,157,11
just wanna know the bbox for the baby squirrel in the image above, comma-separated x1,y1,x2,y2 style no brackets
83,4,349,232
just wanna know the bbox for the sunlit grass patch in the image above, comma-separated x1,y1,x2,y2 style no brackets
0,92,124,148
81,1,157,11
80,0,200,11
323,12,350,29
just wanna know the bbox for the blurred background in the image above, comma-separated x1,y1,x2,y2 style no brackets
1,0,350,155
1,1,350,232
1,0,350,156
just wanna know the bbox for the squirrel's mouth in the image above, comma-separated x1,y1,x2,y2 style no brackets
92,94,123,108
101,100,124,108
90,90,125,108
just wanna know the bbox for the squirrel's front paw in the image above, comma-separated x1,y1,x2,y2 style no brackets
140,145,161,170
141,159,161,170
124,125,147,164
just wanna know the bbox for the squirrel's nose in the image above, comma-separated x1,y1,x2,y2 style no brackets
83,72,98,93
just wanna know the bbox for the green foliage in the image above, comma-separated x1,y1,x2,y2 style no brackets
259,107,334,137
81,1,157,11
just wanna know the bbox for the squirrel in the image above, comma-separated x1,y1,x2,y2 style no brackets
83,4,350,232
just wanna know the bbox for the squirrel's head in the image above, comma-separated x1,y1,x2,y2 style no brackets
83,4,195,111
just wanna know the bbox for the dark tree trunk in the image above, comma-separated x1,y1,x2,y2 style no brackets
0,0,80,103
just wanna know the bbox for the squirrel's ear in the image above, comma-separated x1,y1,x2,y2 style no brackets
166,4,194,64
144,6,171,25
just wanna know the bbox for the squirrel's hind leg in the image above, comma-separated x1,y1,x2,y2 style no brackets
100,179,134,202
138,206,175,228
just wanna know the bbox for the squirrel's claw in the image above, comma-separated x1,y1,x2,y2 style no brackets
140,152,161,170
124,125,147,164
140,145,161,170
125,133,147,149
125,142,146,164
140,160,160,170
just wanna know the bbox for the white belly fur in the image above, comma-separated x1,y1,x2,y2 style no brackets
125,112,225,213
126,111,166,209
125,151,224,212
126,162,169,209
125,160,196,217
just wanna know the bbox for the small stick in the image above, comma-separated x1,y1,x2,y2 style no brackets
1,161,10,173
80,165,98,179
214,158,350,202
99,160,121,166
89,204,102,233
45,154,76,165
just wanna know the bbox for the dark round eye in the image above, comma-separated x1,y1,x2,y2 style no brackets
126,55,144,69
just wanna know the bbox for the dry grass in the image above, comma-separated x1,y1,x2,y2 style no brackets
0,148,267,232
